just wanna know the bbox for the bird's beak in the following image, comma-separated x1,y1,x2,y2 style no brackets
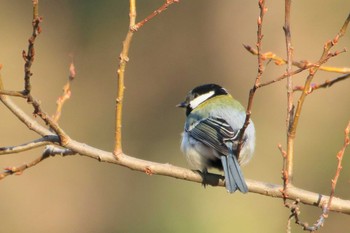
176,101,187,108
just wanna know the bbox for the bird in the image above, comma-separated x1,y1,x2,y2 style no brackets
177,83,255,193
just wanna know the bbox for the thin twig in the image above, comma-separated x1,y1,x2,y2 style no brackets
2,2,71,148
293,73,350,92
244,45,350,74
237,0,267,156
132,0,180,31
325,121,350,215
258,67,310,89
22,1,41,96
0,1,70,145
288,122,349,231
283,12,350,199
284,0,294,190
287,199,327,231
19,1,71,145
289,13,350,140
0,135,59,155
52,60,76,123
114,0,179,156
114,0,136,156
282,7,350,232
28,92,71,145
0,154,49,180
0,145,76,180
0,89,27,98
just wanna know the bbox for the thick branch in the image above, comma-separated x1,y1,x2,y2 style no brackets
1,94,350,214
67,140,350,215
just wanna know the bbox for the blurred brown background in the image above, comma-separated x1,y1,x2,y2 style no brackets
1,1,349,232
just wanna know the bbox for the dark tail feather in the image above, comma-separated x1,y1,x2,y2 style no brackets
222,141,248,193
220,156,237,193
227,154,248,193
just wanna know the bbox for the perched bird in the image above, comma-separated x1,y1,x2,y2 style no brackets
177,84,255,193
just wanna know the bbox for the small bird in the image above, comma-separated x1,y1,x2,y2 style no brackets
177,84,255,193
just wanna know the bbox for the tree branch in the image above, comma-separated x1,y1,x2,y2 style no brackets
237,0,267,156
286,121,350,231
293,73,350,92
1,91,350,214
114,0,179,156
284,0,294,189
52,60,76,123
0,135,59,155
0,145,75,180
1,3,350,231
244,45,350,74
289,13,350,142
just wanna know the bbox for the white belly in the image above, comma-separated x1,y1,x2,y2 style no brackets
180,132,219,171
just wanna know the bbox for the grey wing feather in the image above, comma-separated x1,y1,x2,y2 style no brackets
188,117,239,157
187,117,248,193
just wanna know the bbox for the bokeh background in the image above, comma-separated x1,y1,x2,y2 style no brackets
1,1,349,232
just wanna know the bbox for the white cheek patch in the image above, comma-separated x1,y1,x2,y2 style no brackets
189,91,215,109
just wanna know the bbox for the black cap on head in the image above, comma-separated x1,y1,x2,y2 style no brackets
177,83,228,115
191,84,227,96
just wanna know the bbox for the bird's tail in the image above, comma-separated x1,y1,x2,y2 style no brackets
221,142,248,193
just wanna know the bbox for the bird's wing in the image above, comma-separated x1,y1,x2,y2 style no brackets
187,117,248,193
187,117,240,157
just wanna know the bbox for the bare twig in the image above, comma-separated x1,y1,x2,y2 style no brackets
114,0,179,156
0,145,75,180
52,60,76,123
0,20,70,147
114,0,136,156
28,93,71,145
287,122,349,231
281,5,350,231
325,121,350,215
289,13,350,142
22,1,42,96
283,0,294,189
243,46,349,91
244,45,350,74
0,89,27,98
0,155,48,179
0,135,59,155
293,73,350,92
258,67,309,89
19,1,71,145
237,0,267,156
287,200,327,232
132,0,180,31
278,144,289,199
